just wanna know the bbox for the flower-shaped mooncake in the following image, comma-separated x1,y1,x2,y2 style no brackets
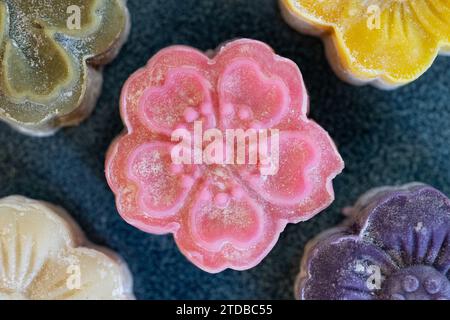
106,39,344,273
0,196,133,300
280,0,450,89
0,0,130,136
297,183,450,300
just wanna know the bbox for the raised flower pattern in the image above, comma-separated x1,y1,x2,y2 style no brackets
280,0,450,89
0,0,129,135
0,196,133,300
297,184,450,300
106,39,344,273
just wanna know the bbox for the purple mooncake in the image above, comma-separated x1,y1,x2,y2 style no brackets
296,183,450,300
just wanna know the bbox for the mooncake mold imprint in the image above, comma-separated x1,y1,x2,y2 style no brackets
0,196,134,300
0,0,130,136
297,183,450,300
280,0,450,89
106,39,344,273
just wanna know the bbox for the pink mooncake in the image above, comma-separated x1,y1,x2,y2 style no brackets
105,39,344,273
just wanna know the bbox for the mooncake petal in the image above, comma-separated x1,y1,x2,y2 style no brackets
351,185,450,269
298,234,397,300
127,142,199,219
237,122,343,223
217,59,290,130
175,167,281,272
139,68,215,136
